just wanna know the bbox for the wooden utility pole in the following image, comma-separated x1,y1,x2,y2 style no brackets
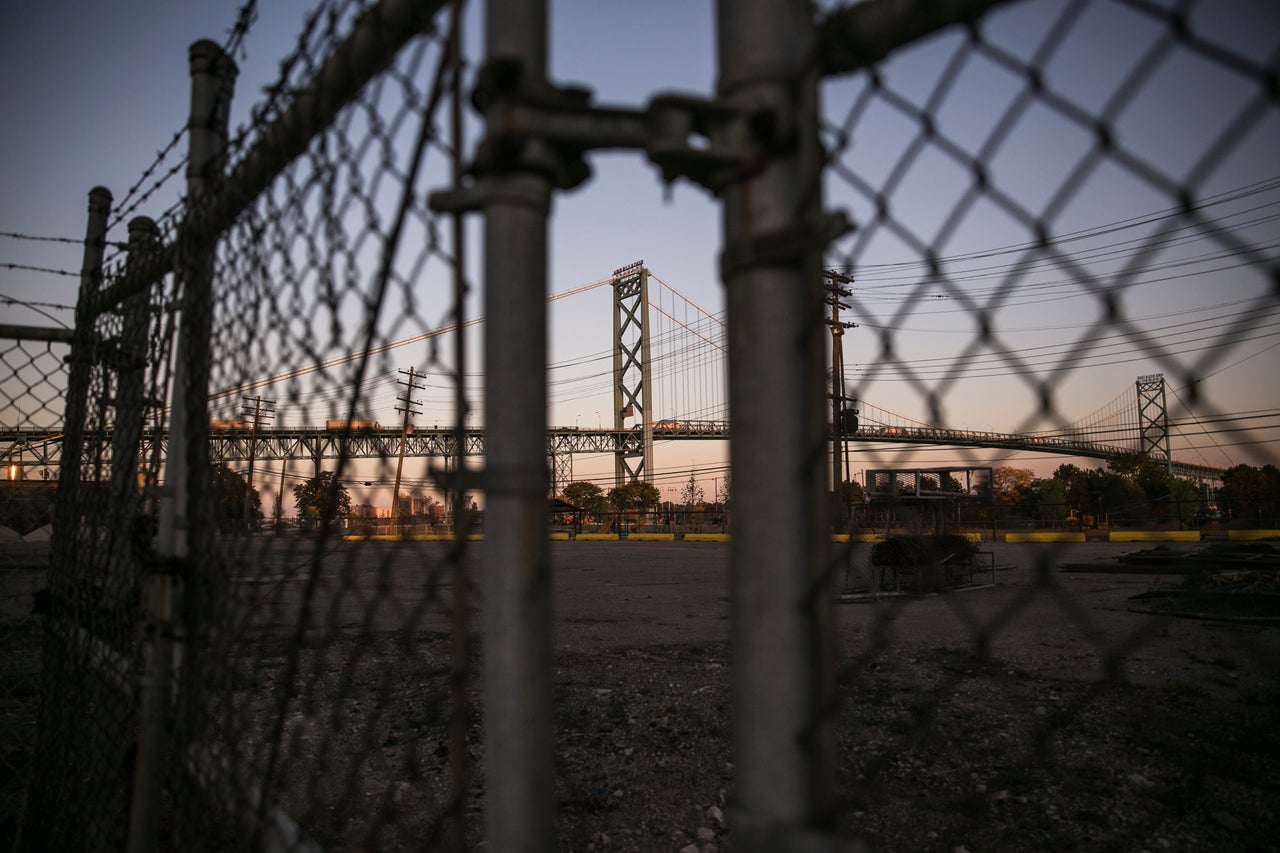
392,367,426,533
240,395,276,533
825,270,855,533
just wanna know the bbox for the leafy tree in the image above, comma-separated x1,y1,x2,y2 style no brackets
1219,464,1280,524
1034,478,1068,522
607,480,661,513
990,466,1035,505
1165,477,1203,526
211,462,260,532
562,480,607,516
293,471,352,530
1099,473,1149,525
840,478,865,505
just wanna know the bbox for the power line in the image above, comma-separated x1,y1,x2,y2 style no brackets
828,173,1280,277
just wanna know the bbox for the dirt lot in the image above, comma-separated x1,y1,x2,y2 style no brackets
544,541,1280,852
4,539,1279,851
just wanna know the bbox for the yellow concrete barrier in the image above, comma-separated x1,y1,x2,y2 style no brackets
685,533,729,542
549,532,570,541
1227,529,1280,541
629,532,676,541
1005,532,1086,543
343,533,444,541
1108,531,1200,543
832,532,977,543
576,533,620,541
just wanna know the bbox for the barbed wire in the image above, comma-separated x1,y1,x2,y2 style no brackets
0,292,73,312
223,0,260,60
2,231,82,246
0,262,80,278
231,9,316,155
105,129,189,232
106,156,190,235
0,293,73,328
99,3,260,241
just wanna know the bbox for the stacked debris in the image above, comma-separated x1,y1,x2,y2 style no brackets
1112,542,1279,621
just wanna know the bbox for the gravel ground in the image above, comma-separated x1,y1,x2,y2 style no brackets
4,539,1278,851
545,541,1280,852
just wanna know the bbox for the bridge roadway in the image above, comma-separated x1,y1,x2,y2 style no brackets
2,421,1223,481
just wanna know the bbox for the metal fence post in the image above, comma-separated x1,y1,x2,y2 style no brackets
107,218,160,595
119,216,170,853
716,0,837,845
132,38,235,853
49,187,112,574
157,39,237,563
479,1,555,848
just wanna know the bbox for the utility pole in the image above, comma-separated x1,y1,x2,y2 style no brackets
276,453,288,534
241,396,276,533
825,270,856,533
393,367,426,534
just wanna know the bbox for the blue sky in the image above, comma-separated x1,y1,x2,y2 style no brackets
2,0,1277,504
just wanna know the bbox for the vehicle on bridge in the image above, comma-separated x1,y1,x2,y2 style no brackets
325,419,382,432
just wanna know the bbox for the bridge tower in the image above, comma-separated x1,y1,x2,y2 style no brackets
612,260,653,487
1135,373,1172,475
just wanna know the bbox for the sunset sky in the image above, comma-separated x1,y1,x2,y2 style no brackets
1,0,1276,508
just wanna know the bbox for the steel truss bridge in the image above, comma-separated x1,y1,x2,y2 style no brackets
2,415,1224,485
0,267,1226,487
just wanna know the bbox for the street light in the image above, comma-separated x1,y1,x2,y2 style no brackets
596,410,601,429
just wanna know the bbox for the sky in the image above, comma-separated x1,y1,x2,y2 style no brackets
1,0,1277,509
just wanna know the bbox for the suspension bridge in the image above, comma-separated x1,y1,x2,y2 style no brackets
1,264,1227,488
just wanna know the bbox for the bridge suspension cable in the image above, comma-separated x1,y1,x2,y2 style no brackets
209,276,617,401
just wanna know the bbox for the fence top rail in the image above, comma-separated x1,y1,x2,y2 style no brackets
0,323,74,344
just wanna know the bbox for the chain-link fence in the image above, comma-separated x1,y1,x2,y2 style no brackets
0,331,69,846
6,0,1278,850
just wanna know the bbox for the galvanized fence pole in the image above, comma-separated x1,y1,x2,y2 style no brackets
120,216,170,853
715,0,838,846
156,39,237,562
132,38,235,853
49,187,112,571
107,217,159,595
479,0,555,848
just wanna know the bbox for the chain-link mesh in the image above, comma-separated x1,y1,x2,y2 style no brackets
13,227,177,849
820,0,1279,847
166,2,471,850
9,0,1279,850
0,335,67,847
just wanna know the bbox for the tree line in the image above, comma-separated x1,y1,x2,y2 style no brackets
205,455,1280,532
964,456,1278,527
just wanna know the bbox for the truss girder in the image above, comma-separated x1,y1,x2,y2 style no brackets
1,421,1222,483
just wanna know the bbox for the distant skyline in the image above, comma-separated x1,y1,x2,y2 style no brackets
1,0,1276,509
